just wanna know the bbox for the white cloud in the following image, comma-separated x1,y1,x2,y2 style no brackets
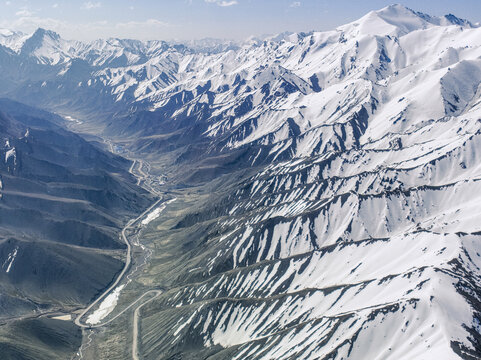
115,19,169,29
82,2,101,10
290,1,301,8
218,1,237,6
205,0,238,7
5,1,11,5
3,15,66,32
16,8,34,17
52,4,59,9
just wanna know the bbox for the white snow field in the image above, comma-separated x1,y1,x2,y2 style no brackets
86,285,125,325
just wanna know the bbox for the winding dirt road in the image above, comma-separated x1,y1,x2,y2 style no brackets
74,143,166,359
131,290,163,360
74,196,163,329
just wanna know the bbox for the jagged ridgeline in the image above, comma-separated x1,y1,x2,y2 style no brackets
0,3,481,359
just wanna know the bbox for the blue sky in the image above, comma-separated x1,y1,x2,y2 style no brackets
0,0,480,41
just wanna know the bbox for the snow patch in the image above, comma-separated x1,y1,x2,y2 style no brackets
3,246,19,274
86,284,125,325
141,198,176,225
5,147,16,164
64,115,83,125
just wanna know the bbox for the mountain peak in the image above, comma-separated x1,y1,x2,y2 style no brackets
341,3,474,37
31,27,61,41
375,4,475,29
18,28,69,65
442,13,475,27
377,3,412,13
0,28,29,53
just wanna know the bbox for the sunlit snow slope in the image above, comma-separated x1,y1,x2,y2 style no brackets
131,5,481,360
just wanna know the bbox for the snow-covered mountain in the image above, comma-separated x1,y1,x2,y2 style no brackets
1,4,481,359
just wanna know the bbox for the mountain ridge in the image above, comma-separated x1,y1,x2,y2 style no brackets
0,4,475,64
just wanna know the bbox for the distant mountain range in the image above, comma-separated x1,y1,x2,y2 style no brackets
1,4,481,359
